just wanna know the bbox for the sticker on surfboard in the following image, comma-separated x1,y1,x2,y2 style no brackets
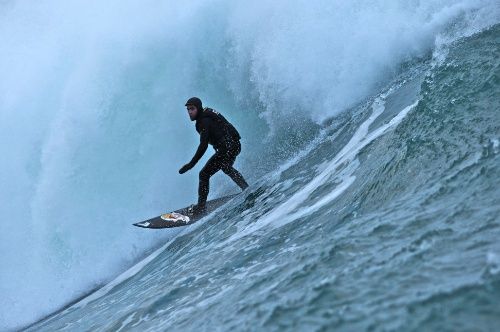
160,212,190,224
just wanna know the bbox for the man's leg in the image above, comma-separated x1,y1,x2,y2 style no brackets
198,153,223,210
221,141,249,191
222,165,248,190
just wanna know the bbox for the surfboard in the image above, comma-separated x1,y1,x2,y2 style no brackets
133,194,238,229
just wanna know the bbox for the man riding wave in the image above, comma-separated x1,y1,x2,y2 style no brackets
179,97,249,215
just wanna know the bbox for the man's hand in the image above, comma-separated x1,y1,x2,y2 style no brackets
179,163,193,174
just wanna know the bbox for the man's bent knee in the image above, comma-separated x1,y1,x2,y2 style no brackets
221,164,233,175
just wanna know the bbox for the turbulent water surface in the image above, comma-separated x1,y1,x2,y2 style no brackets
1,1,499,331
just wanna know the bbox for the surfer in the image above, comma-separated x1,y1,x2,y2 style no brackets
179,97,249,214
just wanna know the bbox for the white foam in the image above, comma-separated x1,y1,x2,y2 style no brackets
486,252,500,275
220,97,419,245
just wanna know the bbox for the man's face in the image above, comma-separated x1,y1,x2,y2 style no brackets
187,105,198,121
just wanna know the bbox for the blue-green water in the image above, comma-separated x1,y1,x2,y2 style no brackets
1,1,499,331
26,23,500,331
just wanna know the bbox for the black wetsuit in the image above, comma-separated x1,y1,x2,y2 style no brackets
187,108,248,208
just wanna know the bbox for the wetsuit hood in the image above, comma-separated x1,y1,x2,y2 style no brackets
185,97,203,119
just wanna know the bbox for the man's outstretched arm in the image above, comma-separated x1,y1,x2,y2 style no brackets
179,121,209,174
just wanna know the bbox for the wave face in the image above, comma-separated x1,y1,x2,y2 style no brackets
1,1,499,330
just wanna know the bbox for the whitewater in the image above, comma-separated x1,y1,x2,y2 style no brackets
1,1,499,331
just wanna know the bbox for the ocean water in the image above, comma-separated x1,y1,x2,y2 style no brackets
1,1,499,331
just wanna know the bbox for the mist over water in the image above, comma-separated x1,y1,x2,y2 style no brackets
1,0,498,330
